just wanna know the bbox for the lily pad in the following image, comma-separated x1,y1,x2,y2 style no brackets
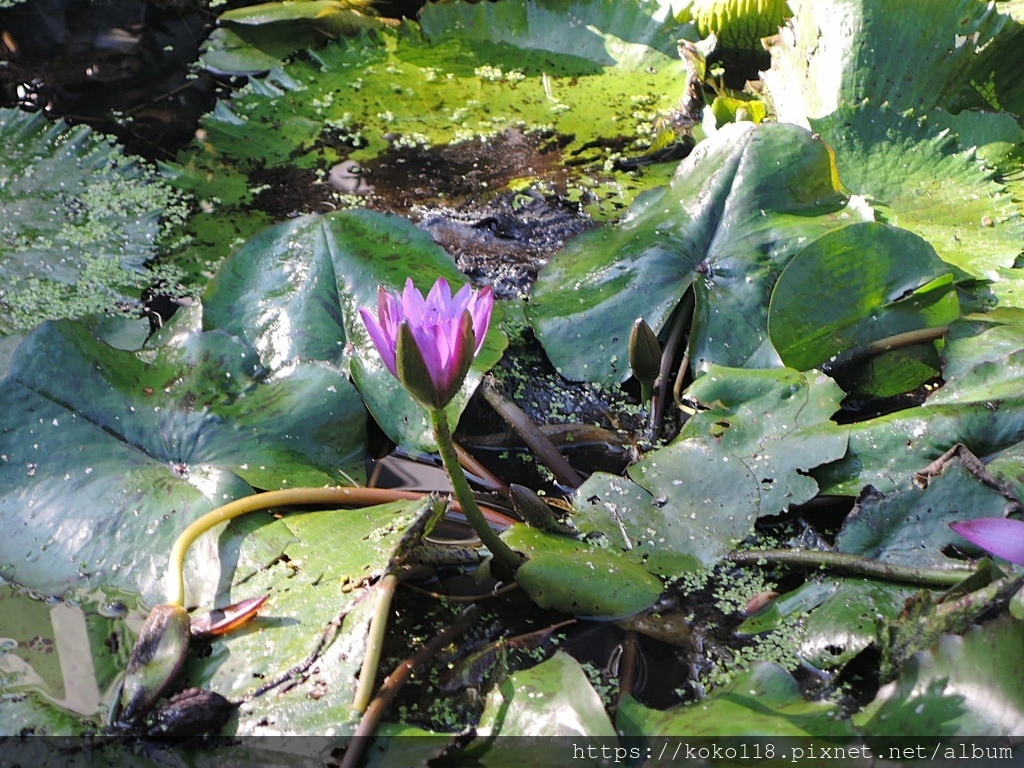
0,312,366,604
764,0,1010,122
573,368,847,575
768,222,959,374
475,650,617,738
501,524,662,618
202,208,507,451
181,498,435,735
855,616,1024,736
529,121,859,384
835,461,1020,570
679,366,849,514
617,662,856,737
816,312,1024,495
809,104,1024,284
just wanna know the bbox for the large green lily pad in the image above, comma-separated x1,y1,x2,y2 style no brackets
529,121,859,384
764,0,1011,121
809,105,1024,285
0,311,366,604
768,222,959,373
203,208,507,451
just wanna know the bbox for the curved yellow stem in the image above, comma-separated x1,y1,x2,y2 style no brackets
166,486,512,607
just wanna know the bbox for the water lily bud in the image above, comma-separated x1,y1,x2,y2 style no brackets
360,277,494,411
628,318,662,395
120,603,191,723
396,312,474,409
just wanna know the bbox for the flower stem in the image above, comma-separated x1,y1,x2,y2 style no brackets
727,548,975,587
429,408,523,572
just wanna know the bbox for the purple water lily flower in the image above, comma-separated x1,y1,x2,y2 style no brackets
360,277,493,409
950,518,1024,566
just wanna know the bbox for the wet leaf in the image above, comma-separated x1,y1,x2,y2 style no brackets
203,209,507,451
768,222,958,375
809,104,1024,286
765,0,1011,121
835,460,1018,570
855,616,1024,736
529,122,858,384
0,313,366,603
816,314,1024,495
617,662,856,736
572,368,846,575
474,651,616,740
501,525,662,618
679,366,849,515
180,498,434,735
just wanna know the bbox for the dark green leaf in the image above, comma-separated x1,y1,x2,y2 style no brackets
855,617,1024,736
501,524,662,618
768,222,958,373
529,122,856,383
0,314,366,603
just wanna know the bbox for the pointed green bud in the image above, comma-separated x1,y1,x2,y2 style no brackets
120,603,191,723
628,318,662,389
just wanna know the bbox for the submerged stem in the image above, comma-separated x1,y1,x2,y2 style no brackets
351,571,401,714
429,408,523,572
728,548,975,587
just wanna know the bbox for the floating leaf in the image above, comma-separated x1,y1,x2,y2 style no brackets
573,369,846,575
618,662,856,737
809,104,1024,284
572,445,759,574
816,313,1024,495
530,122,858,383
203,209,507,450
855,617,1024,736
835,459,1019,570
475,651,617,739
180,499,433,735
501,524,662,618
0,312,366,603
764,0,1010,121
768,222,958,376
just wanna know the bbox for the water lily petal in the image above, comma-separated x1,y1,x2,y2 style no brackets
470,286,494,353
361,277,493,409
359,306,397,377
950,518,1024,566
